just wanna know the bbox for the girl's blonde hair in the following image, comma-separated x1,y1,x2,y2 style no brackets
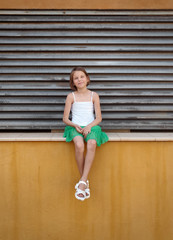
69,67,90,90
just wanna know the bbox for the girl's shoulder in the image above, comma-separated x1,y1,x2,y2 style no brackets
66,92,74,103
91,91,98,95
91,91,100,100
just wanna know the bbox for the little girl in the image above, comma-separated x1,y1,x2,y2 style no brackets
63,67,109,201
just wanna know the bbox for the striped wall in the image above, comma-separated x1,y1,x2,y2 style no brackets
0,10,173,130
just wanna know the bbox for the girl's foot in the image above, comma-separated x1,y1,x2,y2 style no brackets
75,180,87,201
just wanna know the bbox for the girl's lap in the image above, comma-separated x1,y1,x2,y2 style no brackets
64,125,108,147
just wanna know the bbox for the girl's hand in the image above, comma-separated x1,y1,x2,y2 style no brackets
75,125,83,133
82,126,91,138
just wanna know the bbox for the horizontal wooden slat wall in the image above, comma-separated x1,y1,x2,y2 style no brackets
0,10,173,130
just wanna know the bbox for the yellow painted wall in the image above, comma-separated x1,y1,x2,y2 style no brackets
0,141,173,240
0,0,173,9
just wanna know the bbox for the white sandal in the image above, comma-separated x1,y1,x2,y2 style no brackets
85,180,90,199
75,180,87,201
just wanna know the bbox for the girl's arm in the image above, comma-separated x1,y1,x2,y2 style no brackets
82,92,102,137
63,93,82,133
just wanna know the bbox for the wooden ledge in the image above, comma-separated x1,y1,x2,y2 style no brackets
0,132,173,141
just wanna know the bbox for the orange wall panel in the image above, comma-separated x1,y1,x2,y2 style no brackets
0,0,173,9
0,141,173,240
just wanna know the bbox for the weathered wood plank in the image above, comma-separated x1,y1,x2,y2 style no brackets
0,120,172,130
1,37,173,44
1,23,173,30
0,97,173,104
1,60,173,67
0,74,172,82
0,10,173,16
0,82,173,90
0,112,173,119
1,15,173,22
0,89,173,96
1,45,173,52
0,104,172,112
1,67,173,74
1,30,173,37
1,52,173,59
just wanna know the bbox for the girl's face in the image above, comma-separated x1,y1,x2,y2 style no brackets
73,71,89,90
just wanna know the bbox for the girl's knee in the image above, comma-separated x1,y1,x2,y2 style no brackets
75,140,84,153
87,139,97,151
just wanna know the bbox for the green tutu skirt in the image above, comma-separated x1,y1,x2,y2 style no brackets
63,125,109,147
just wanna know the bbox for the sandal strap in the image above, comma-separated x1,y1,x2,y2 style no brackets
85,188,90,193
75,188,86,200
75,180,87,189
78,180,87,186
85,188,90,199
76,188,86,196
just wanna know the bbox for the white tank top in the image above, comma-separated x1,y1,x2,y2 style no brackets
71,91,95,126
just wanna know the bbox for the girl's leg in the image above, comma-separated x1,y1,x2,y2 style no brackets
73,138,97,198
73,136,86,198
73,136,85,177
81,139,97,182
